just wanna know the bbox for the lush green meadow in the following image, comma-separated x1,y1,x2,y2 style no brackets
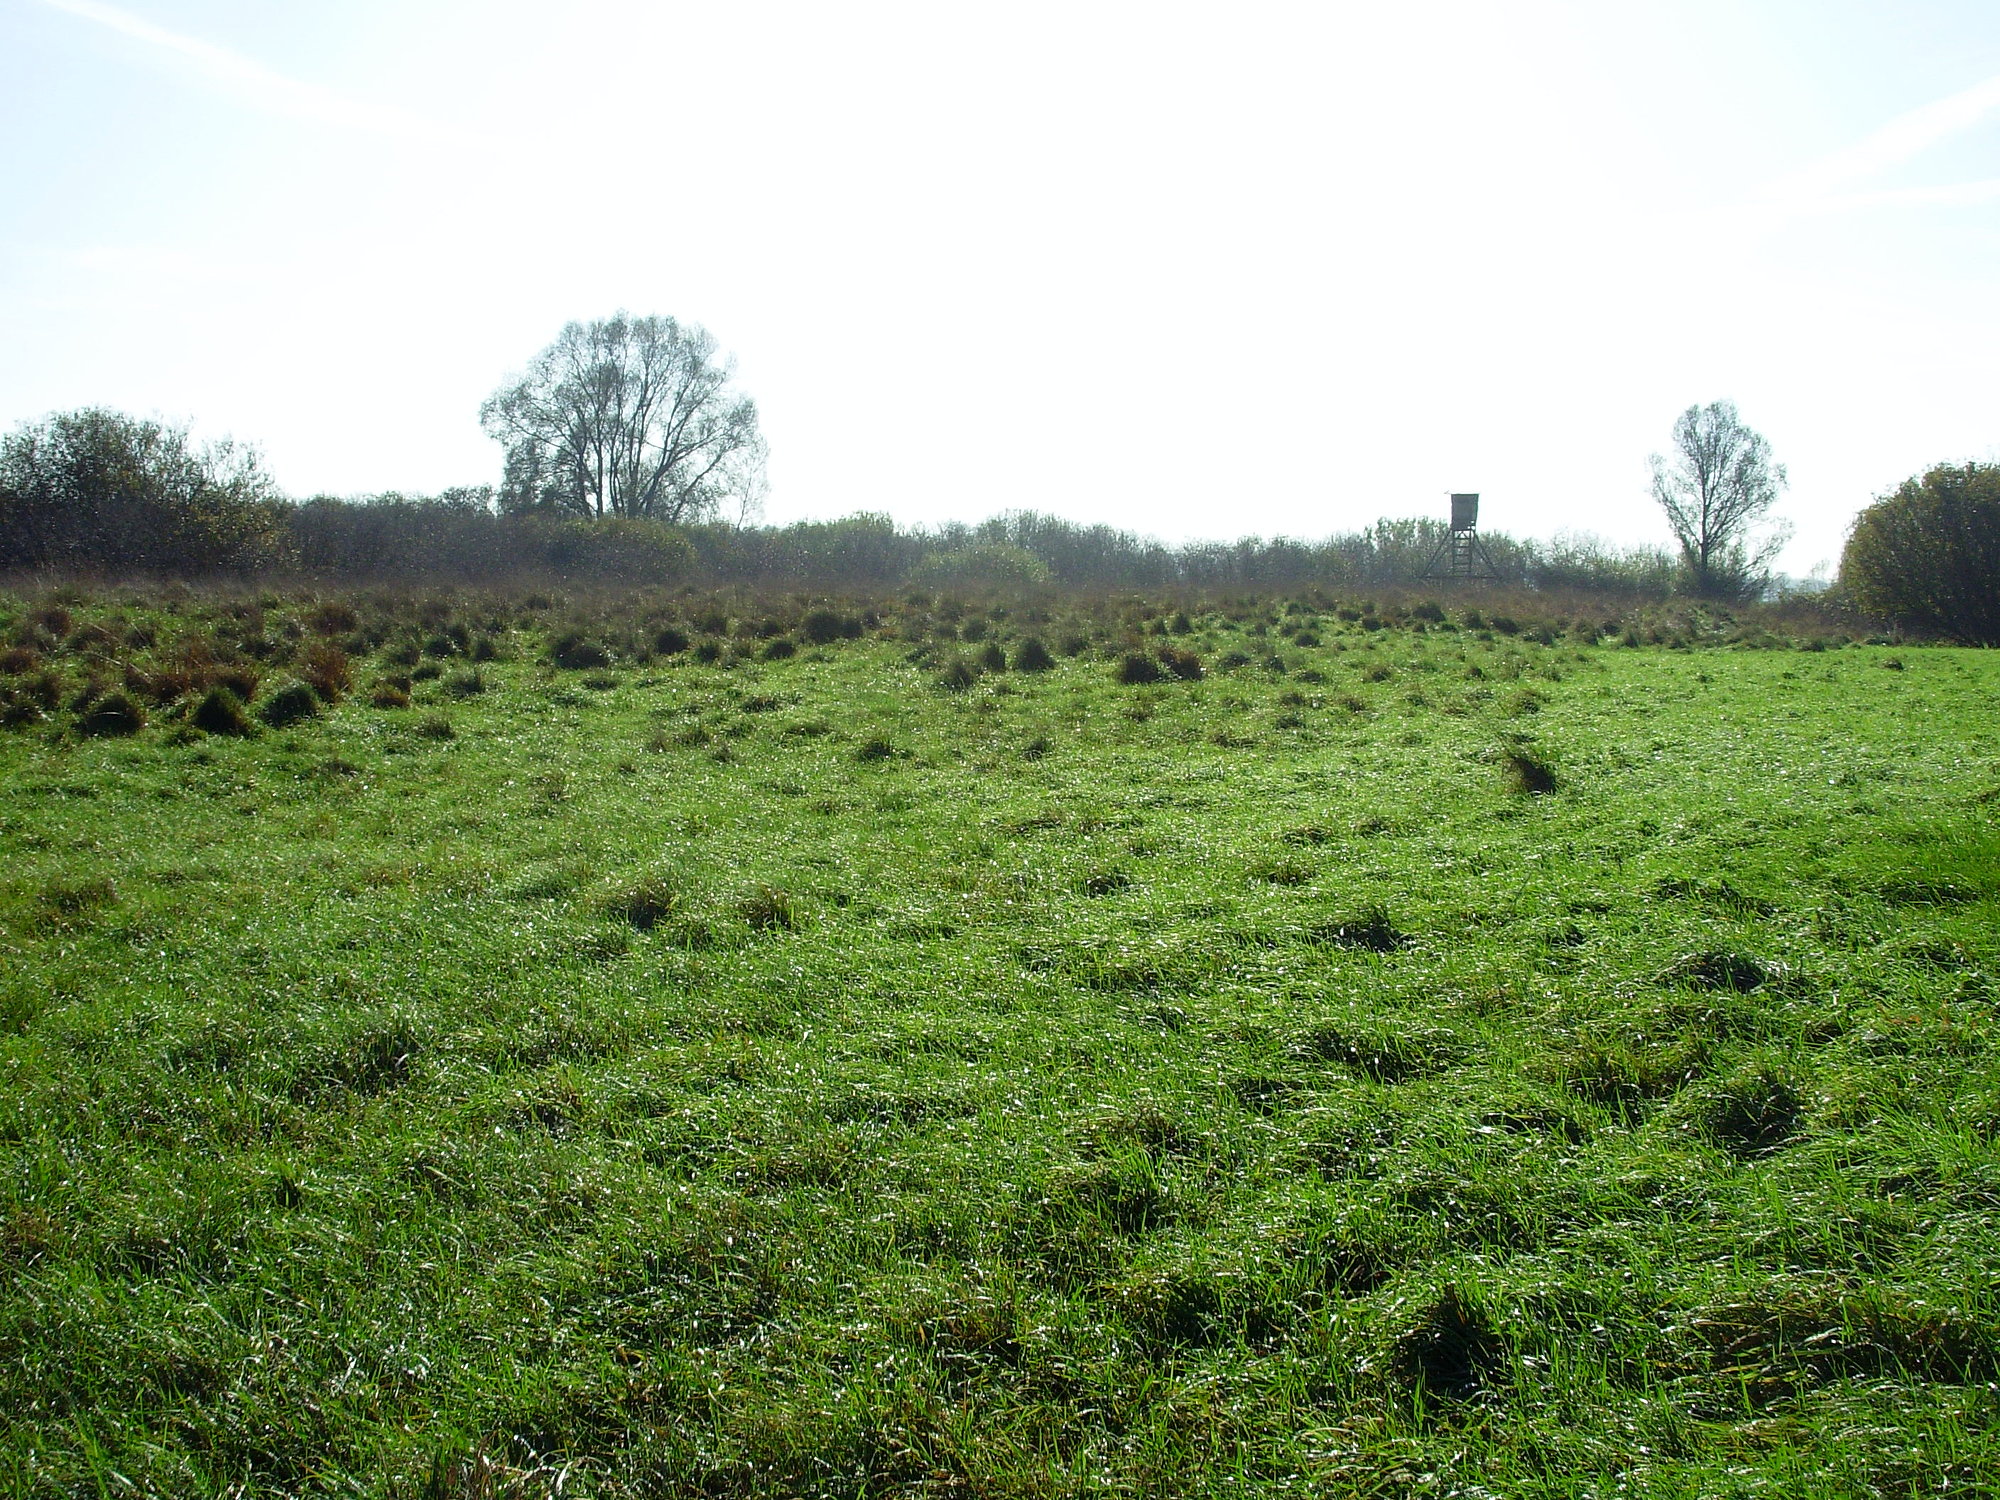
2,588,1997,1497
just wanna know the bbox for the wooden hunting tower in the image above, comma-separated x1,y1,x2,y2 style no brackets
1421,492,1500,581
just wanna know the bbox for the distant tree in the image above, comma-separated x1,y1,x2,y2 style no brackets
1840,462,2000,644
480,313,766,524
1649,400,1789,599
0,408,285,572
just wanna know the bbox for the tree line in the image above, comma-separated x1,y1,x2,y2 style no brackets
2,307,1995,639
0,409,1682,595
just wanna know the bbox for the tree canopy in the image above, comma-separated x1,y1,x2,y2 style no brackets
480,314,766,525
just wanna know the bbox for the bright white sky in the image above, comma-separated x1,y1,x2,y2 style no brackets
4,0,1998,573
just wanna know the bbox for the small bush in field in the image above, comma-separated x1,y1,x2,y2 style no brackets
937,656,979,691
1159,646,1203,680
192,686,254,737
652,626,690,656
256,679,320,728
978,641,1008,673
760,637,797,661
77,690,146,737
370,678,412,709
443,667,486,698
413,713,454,740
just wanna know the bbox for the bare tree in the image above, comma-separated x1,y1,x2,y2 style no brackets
480,314,766,524
1649,400,1789,599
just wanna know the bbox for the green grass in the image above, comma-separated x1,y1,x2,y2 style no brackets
1,588,1997,1496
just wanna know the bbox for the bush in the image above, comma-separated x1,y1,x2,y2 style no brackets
1841,462,2000,643
0,408,286,572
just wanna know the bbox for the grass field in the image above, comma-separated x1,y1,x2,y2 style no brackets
2,587,1997,1497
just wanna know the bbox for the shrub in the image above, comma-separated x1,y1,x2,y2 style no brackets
937,656,979,691
256,678,320,728
651,625,690,655
1841,461,2000,644
0,408,286,572
370,678,412,709
413,713,454,740
1158,646,1203,681
191,686,254,736
442,667,485,698
977,640,1008,673
759,637,797,661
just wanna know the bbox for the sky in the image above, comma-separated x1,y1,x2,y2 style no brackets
3,0,1998,574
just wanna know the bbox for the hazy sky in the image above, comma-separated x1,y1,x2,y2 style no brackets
5,0,1998,572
